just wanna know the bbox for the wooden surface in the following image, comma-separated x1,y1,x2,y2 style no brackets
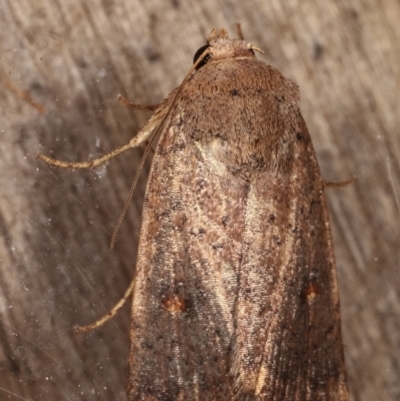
1,1,399,400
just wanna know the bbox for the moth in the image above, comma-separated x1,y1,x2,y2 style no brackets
39,27,349,400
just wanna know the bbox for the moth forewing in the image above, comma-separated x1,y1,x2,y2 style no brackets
38,27,349,401
127,29,349,400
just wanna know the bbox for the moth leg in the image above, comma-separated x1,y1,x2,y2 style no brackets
324,176,354,188
75,276,135,332
118,94,159,111
37,140,138,169
36,102,168,170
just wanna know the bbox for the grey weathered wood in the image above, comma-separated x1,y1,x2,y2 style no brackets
1,1,399,400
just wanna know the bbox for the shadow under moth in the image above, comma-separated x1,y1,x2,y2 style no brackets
38,27,349,401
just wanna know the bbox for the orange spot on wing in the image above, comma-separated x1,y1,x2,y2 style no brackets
302,281,321,302
161,295,187,313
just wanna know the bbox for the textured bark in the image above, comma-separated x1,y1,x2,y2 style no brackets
0,1,399,401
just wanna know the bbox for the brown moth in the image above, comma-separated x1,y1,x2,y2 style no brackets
38,27,349,400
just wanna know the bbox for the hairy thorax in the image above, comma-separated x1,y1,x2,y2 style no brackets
176,58,301,179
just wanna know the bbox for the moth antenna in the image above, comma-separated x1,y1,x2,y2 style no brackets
110,133,157,250
49,50,214,333
118,94,159,111
75,275,136,332
324,176,354,188
142,139,156,154
235,23,245,40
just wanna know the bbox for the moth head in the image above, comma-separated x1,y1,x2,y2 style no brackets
193,27,263,70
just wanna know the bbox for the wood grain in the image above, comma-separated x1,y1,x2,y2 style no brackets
1,1,399,400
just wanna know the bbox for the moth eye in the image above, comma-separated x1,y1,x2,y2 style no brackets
193,44,211,70
249,48,255,55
